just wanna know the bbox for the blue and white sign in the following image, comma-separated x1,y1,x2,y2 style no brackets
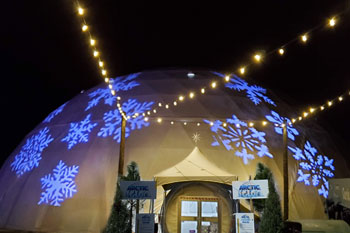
120,181,156,199
137,214,155,233
232,180,269,199
235,213,254,233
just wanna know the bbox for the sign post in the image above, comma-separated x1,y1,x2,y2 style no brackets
233,179,269,233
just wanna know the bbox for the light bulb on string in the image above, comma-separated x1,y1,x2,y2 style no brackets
90,39,96,46
278,48,285,55
301,34,308,43
262,121,267,126
320,106,325,110
104,77,109,83
239,67,245,75
253,53,262,63
173,101,177,106
78,7,84,15
82,25,88,32
93,50,99,57
211,82,217,88
225,75,230,82
201,88,205,94
157,118,162,123
179,96,184,101
338,96,343,101
189,92,195,98
328,101,332,107
99,61,104,67
102,69,107,76
329,17,336,27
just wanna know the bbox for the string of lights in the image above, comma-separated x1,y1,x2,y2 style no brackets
144,88,350,128
73,1,348,126
75,1,127,120
137,12,347,121
291,89,350,124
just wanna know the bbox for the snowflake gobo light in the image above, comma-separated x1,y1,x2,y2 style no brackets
11,127,54,177
43,103,67,123
38,160,79,207
61,114,98,149
204,115,273,164
98,99,154,142
265,110,299,141
85,73,140,111
288,141,335,198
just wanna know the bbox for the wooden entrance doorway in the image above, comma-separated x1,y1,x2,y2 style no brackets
179,196,220,233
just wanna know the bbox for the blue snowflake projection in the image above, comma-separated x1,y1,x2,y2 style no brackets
38,160,79,206
212,72,276,106
204,115,273,164
288,141,335,198
98,99,154,142
61,114,98,149
265,110,299,141
43,103,67,123
85,73,140,111
11,127,54,177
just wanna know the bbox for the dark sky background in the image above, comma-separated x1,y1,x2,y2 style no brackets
0,0,349,167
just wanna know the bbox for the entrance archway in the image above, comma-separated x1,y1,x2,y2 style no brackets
160,182,234,233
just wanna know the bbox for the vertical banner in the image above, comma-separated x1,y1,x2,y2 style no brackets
137,213,155,233
236,213,254,233
232,180,269,199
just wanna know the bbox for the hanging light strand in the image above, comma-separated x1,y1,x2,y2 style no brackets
291,89,350,124
75,1,127,120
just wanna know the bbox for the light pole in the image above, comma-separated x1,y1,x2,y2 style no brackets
282,120,289,221
118,114,127,178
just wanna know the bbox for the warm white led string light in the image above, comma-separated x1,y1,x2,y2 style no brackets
74,2,348,125
136,14,346,121
75,1,127,120
144,89,350,128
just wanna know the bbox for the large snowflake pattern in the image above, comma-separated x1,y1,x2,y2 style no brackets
204,115,273,164
11,127,54,177
212,72,276,106
288,141,335,198
265,110,299,141
61,114,98,149
85,73,140,111
43,103,67,123
97,99,154,142
38,160,79,206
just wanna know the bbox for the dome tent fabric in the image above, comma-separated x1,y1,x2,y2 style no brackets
0,69,348,232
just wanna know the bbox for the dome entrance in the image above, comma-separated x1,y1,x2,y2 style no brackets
161,182,233,233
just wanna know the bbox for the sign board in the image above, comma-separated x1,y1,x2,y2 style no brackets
232,180,268,199
329,178,350,209
235,213,254,233
120,181,156,199
137,213,155,233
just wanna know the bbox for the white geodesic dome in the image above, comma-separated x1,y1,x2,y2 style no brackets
0,69,348,232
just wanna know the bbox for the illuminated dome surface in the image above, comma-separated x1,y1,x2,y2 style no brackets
0,69,348,232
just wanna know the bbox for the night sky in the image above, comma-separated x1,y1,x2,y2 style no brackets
1,0,349,167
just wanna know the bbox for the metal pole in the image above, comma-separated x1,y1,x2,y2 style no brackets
118,115,126,178
249,175,254,213
282,120,289,221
